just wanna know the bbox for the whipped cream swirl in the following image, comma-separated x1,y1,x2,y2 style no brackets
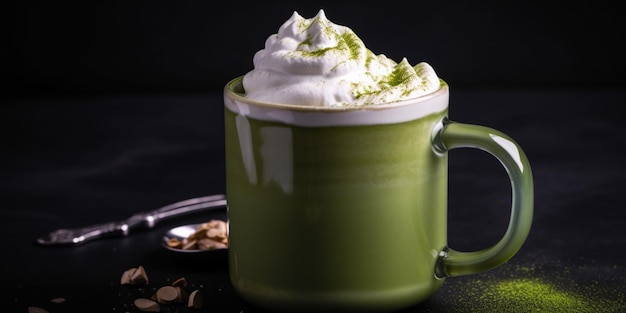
242,10,440,107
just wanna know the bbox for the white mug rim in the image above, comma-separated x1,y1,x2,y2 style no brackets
224,76,449,127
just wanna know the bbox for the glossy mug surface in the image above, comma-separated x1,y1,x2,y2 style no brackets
224,76,533,312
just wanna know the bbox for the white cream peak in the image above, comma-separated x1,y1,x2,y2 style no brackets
242,9,440,107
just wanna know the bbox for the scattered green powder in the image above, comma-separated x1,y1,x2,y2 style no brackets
482,278,589,312
433,259,626,313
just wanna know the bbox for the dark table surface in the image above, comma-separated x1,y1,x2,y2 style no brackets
2,88,625,313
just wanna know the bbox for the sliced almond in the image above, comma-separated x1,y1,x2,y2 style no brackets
166,238,182,248
171,277,188,288
197,238,227,250
169,219,228,251
188,289,203,309
182,238,198,250
206,227,222,239
176,286,189,303
186,230,203,241
206,219,224,229
130,265,149,285
120,268,135,285
121,266,149,285
214,220,228,233
156,285,179,304
134,298,160,312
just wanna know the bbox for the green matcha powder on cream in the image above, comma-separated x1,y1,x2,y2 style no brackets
294,11,432,104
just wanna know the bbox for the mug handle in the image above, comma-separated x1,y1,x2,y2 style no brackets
432,117,534,278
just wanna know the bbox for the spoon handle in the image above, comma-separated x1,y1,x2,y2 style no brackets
35,195,227,246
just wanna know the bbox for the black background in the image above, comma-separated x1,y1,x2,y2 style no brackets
5,1,625,96
3,1,626,313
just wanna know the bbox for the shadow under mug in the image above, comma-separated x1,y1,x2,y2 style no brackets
224,77,533,313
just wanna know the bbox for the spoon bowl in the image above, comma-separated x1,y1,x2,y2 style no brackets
162,220,229,254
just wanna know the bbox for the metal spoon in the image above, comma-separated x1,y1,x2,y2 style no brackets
36,194,227,246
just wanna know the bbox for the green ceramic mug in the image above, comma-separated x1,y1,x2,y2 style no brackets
224,76,533,313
